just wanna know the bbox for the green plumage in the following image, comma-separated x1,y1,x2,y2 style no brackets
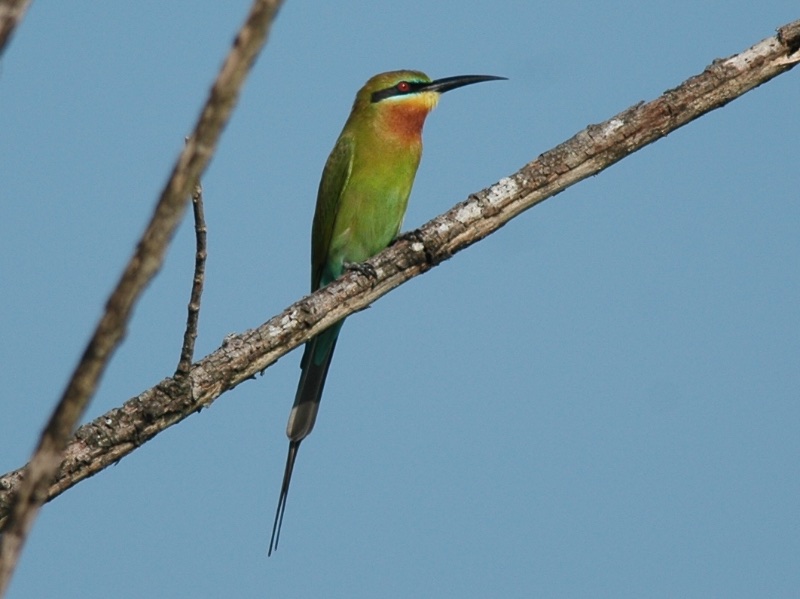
269,70,505,555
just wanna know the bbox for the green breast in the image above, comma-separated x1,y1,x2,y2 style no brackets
323,137,421,284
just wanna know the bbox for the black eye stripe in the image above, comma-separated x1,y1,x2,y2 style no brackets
370,81,428,103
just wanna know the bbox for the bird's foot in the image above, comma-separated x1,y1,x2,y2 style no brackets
393,229,433,264
344,261,378,280
392,229,424,246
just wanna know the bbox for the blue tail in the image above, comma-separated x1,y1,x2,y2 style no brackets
268,320,344,555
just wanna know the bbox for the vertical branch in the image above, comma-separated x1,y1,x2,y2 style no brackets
176,183,208,379
0,0,31,55
0,0,285,594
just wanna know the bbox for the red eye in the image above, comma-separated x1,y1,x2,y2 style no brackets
396,81,411,92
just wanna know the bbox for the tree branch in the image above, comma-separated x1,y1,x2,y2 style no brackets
0,0,31,55
1,14,798,546
176,183,208,379
0,0,284,594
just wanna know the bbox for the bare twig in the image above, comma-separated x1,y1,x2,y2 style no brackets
1,19,797,534
0,0,284,594
0,0,31,55
176,183,208,379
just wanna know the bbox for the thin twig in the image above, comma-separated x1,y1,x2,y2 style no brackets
0,0,284,594
176,183,208,379
0,19,797,534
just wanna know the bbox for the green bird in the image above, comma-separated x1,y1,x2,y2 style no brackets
269,70,505,555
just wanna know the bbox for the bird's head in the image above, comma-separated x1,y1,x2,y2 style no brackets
348,70,506,140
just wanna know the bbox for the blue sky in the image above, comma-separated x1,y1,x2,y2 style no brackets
2,2,799,597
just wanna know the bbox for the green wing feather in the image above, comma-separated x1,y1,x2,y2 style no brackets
311,133,354,290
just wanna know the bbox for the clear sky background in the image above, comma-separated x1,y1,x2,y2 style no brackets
2,2,799,597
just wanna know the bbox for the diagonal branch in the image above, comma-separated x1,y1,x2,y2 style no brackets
1,15,798,541
0,0,284,594
0,0,31,55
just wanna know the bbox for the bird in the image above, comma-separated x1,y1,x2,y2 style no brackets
268,70,505,555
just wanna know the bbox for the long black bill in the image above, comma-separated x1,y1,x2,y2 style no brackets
421,74,507,94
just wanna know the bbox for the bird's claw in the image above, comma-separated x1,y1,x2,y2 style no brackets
392,229,424,246
393,229,433,264
344,261,378,280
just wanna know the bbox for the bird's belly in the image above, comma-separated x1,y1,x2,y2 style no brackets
329,185,410,268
